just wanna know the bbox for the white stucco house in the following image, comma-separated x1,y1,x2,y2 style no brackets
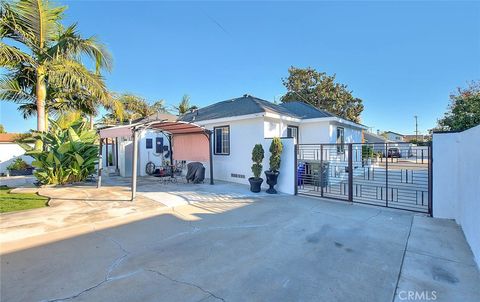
0,133,33,175
107,95,367,194
384,131,404,142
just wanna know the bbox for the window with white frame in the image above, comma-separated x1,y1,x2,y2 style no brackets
337,127,345,153
214,126,230,155
287,125,298,143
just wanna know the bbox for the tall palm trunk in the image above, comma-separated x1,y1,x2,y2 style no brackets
89,114,94,129
35,66,47,150
36,66,47,132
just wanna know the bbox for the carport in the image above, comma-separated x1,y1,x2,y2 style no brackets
98,120,214,200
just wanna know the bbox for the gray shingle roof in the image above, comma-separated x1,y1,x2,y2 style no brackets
278,101,335,119
178,95,338,123
179,95,299,122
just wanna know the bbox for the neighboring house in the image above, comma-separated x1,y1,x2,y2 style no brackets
364,131,390,144
403,134,431,143
384,131,404,142
0,133,33,175
364,131,392,154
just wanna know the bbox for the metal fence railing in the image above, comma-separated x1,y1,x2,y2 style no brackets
296,142,432,214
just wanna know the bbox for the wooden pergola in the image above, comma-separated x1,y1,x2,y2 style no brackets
98,120,214,201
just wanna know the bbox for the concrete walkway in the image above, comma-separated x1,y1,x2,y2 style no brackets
1,181,479,302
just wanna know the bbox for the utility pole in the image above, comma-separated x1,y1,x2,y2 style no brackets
414,115,419,142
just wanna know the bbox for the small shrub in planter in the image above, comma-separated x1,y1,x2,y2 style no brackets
265,137,283,194
6,158,34,176
248,144,264,193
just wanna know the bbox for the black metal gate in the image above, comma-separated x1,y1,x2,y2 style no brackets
296,143,432,214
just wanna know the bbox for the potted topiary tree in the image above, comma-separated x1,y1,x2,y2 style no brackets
249,144,264,193
265,137,283,194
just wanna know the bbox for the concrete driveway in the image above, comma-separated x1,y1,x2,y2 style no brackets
1,182,479,302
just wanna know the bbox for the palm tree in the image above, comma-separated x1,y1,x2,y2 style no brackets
101,93,167,125
175,94,197,115
0,0,112,134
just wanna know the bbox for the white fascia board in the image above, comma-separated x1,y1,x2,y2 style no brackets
264,112,302,123
301,117,368,130
194,113,265,126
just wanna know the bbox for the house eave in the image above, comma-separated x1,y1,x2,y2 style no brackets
191,113,266,125
300,117,368,130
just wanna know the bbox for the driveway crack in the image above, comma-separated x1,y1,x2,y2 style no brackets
42,228,135,302
146,268,225,302
391,215,414,302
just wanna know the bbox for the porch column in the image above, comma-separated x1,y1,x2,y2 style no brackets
97,138,103,188
105,138,109,167
131,129,139,201
168,134,173,163
115,137,119,172
208,131,214,185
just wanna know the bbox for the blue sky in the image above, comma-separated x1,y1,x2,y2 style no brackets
1,1,479,134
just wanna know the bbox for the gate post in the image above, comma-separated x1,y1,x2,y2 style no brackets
294,143,298,195
428,144,433,216
348,144,353,202
320,144,324,197
385,143,389,207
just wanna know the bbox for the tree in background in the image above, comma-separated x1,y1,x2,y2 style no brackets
280,66,364,123
0,0,112,134
175,95,197,115
0,124,5,133
101,93,168,124
435,81,480,132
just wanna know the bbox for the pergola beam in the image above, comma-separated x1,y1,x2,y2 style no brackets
131,129,139,201
98,120,214,201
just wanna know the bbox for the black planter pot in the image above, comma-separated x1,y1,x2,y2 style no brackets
248,177,263,193
265,170,280,194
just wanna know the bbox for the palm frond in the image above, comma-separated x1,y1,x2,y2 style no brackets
10,0,65,51
0,2,37,48
0,41,36,68
48,24,113,71
47,58,109,101
17,102,37,118
0,76,34,103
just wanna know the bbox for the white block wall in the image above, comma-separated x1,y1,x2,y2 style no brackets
433,125,480,266
0,143,34,174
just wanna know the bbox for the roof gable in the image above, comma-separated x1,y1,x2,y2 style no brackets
179,94,298,122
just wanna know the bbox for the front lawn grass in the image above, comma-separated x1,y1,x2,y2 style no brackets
0,186,48,213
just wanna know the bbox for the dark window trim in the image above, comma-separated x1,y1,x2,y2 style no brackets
337,126,345,153
213,125,230,155
287,125,299,141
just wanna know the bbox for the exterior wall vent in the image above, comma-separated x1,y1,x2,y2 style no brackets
231,173,245,179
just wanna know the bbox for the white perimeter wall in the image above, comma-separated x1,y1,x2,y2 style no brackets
433,125,480,266
0,143,33,174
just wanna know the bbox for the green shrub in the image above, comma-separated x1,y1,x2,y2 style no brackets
268,137,283,171
251,144,264,179
20,119,99,185
6,158,30,170
362,145,374,159
108,152,113,166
